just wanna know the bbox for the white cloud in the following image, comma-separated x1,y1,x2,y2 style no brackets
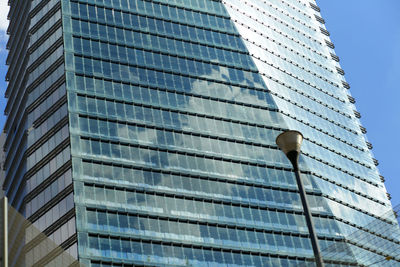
0,1,10,32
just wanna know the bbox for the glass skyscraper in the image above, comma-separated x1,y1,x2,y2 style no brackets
3,0,400,266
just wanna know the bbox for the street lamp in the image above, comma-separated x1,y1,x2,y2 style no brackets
276,130,324,267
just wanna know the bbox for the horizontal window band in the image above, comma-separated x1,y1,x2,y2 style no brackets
78,144,382,206
70,1,237,37
227,2,328,61
71,36,257,73
80,159,382,223
26,59,64,94
24,163,72,202
85,232,356,265
24,141,70,180
31,96,67,129
27,38,64,73
29,1,61,35
72,0,231,19
85,207,314,238
230,0,321,46
74,91,372,178
26,184,74,223
26,76,65,113
82,194,397,253
71,54,359,140
26,116,68,157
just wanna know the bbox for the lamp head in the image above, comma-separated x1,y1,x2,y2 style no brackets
276,130,303,156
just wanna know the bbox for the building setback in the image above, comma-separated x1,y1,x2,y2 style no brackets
2,0,400,266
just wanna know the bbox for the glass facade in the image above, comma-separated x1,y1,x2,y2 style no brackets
3,0,400,266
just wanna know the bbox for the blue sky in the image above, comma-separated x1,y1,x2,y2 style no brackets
317,0,400,207
0,2,398,206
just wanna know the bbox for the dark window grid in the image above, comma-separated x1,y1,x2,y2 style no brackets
6,48,61,127
27,83,66,126
85,209,315,252
70,16,246,56
72,33,255,71
6,71,62,170
26,49,64,94
26,180,73,223
28,25,62,67
29,0,61,35
3,140,28,206
28,10,61,50
25,145,71,188
30,0,55,18
27,137,70,175
46,217,76,247
28,106,68,150
25,166,72,206
70,0,233,32
28,44,64,76
29,95,67,131
27,36,63,74
32,192,74,233
31,0,48,13
232,0,320,48
74,91,369,175
26,64,65,108
26,124,69,171
26,161,71,202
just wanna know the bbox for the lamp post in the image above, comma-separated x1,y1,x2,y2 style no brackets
276,130,324,267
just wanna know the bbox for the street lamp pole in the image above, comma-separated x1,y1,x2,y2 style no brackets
276,130,324,267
